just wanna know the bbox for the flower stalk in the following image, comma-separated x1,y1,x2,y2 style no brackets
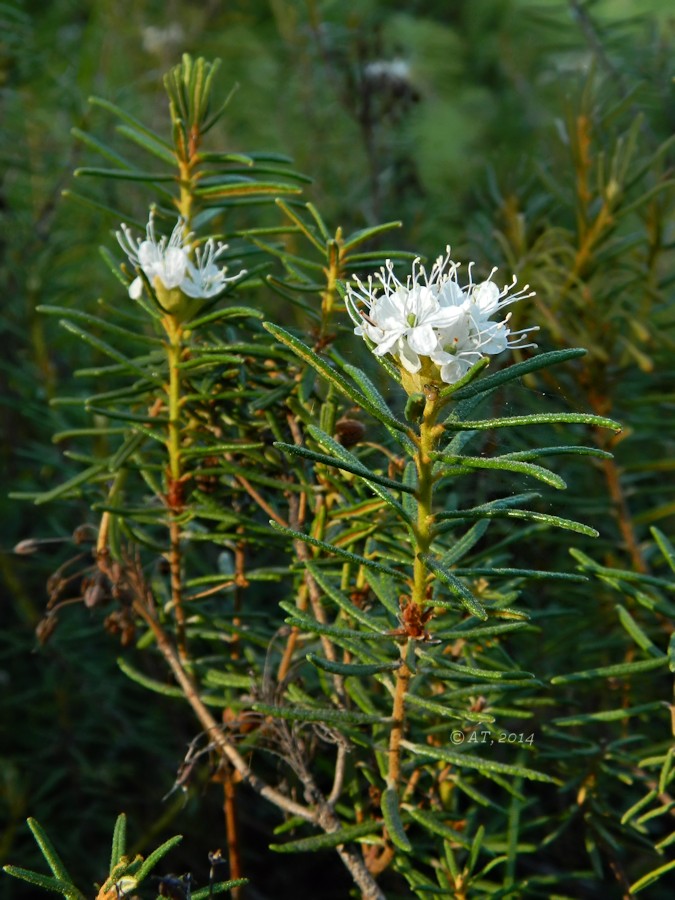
164,314,188,662
387,387,443,797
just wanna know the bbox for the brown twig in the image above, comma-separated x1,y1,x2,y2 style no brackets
387,644,412,790
234,473,288,528
221,765,243,898
132,596,314,821
134,595,385,897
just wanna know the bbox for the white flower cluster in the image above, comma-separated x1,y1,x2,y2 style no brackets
117,213,244,303
346,249,537,385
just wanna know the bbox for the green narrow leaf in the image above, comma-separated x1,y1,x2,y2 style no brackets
37,305,163,345
89,95,174,146
434,507,598,538
307,652,400,677
191,880,249,899
341,363,416,453
658,747,674,795
110,813,127,870
109,431,147,472
497,445,613,462
59,321,163,382
570,548,675,591
252,702,390,726
2,866,85,899
132,834,183,883
553,702,667,726
71,126,134,169
75,166,176,182
274,200,325,251
115,123,178,165
274,441,415,497
452,567,585,583
263,323,410,434
441,520,489,567
381,787,412,852
187,305,264,328
280,606,395,642
630,858,675,893
401,741,558,783
269,820,381,854
31,463,108,506
361,567,403,616
117,657,184,698
26,819,75,884
621,790,659,825
305,561,390,632
616,605,664,657
444,412,621,433
467,824,486,876
417,654,535,680
404,693,495,723
202,671,253,689
423,556,488,620
195,180,303,198
450,348,587,400
341,220,403,252
551,656,668,684
438,357,491,399
406,808,472,848
434,454,567,490
308,423,414,501
269,521,407,579
652,527,675,574
53,426,127,442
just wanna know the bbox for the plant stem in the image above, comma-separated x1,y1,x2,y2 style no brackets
387,390,443,793
221,766,243,896
164,314,188,661
388,645,412,790
411,394,442,606
319,231,343,341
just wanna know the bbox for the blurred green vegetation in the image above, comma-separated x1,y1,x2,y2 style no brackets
1,1,673,897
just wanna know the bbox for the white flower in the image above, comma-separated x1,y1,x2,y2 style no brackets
346,248,537,386
117,216,188,300
181,238,241,299
355,274,463,375
116,212,245,304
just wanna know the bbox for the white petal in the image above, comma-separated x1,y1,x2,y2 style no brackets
408,323,439,355
138,240,162,272
397,338,421,373
161,247,189,288
472,281,500,315
437,281,465,308
128,277,144,300
429,305,464,328
440,356,472,384
374,327,406,355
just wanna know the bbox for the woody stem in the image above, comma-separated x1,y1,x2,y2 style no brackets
386,392,442,796
165,315,188,662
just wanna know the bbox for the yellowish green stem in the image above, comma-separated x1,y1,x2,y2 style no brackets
177,160,195,226
319,229,343,341
386,390,443,796
164,314,188,661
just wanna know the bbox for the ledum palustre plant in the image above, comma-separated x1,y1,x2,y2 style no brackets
15,54,675,899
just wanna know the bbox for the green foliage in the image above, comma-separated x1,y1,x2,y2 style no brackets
3,814,245,899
